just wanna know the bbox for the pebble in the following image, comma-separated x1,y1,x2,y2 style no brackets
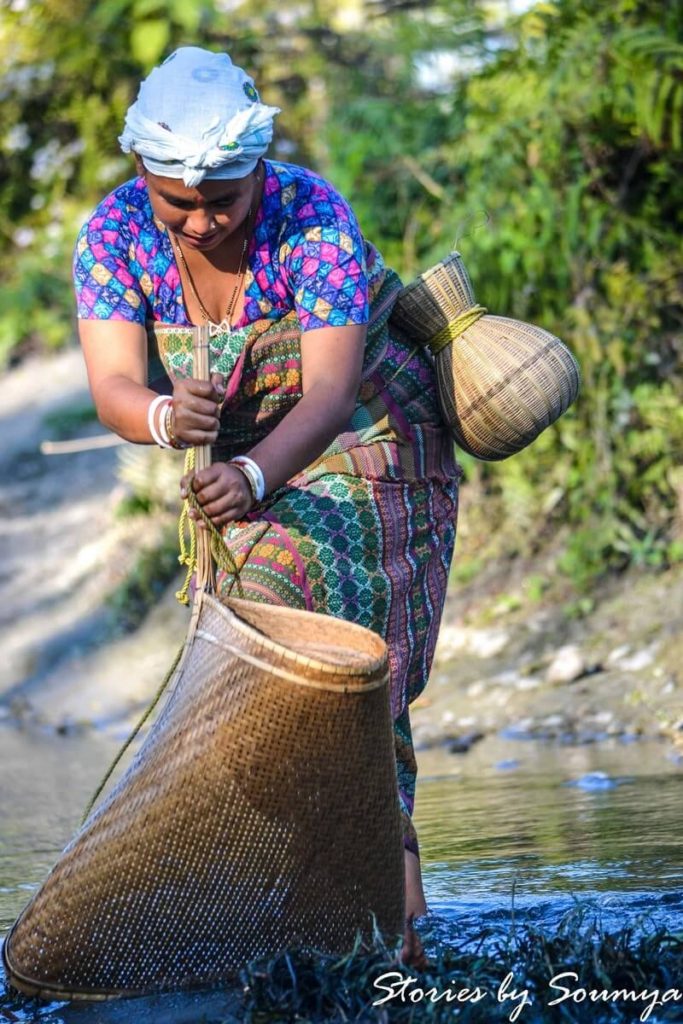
546,644,586,685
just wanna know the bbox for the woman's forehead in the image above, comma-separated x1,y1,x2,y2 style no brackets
147,170,252,201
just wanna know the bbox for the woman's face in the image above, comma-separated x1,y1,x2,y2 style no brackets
140,160,260,253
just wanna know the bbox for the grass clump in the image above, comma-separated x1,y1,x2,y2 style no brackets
238,905,683,1023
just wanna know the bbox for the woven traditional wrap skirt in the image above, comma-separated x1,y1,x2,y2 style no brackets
152,267,461,857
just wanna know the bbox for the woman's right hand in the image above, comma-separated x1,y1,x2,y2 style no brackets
171,372,226,446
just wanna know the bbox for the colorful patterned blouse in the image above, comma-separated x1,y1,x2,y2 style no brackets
73,160,372,332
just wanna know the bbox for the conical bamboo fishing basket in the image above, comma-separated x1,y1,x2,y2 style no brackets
390,251,580,460
2,327,404,1002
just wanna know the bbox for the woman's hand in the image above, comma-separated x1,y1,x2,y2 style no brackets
172,372,226,447
180,462,253,528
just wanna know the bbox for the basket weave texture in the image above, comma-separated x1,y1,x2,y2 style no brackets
3,596,404,1000
389,252,581,460
3,328,404,1002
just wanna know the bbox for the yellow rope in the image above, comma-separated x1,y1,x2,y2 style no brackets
429,304,488,354
175,448,197,605
175,447,245,603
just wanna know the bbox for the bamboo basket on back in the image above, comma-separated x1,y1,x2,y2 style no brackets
3,327,404,1001
389,251,581,460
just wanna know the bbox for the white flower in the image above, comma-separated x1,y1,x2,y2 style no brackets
13,226,35,248
4,123,30,152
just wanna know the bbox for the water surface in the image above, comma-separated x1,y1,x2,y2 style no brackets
1,726,680,1022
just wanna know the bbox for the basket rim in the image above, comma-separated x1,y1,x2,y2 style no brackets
393,250,465,300
212,594,389,683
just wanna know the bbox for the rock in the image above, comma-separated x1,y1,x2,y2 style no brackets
447,731,484,754
546,644,586,685
412,723,449,750
434,624,510,663
540,713,566,728
467,628,511,659
499,718,536,740
494,759,521,771
610,646,657,672
607,644,631,664
487,669,540,690
515,676,540,691
456,715,478,728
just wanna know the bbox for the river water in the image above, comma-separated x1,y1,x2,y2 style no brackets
0,726,681,1022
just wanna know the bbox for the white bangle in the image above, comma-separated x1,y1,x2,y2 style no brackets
157,401,171,446
147,395,173,449
231,455,266,502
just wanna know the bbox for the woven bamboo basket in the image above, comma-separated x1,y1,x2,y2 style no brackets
389,251,580,460
2,328,404,1002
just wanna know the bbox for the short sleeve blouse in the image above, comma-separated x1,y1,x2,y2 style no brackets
72,160,371,332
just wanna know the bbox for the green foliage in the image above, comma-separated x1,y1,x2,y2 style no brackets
106,529,181,631
319,0,683,587
42,400,98,438
1,0,681,585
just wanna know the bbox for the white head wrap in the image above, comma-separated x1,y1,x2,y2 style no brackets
119,47,280,187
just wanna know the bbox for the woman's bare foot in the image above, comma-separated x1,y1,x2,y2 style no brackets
400,849,430,969
401,915,429,970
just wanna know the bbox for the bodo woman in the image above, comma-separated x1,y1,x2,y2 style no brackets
74,46,461,966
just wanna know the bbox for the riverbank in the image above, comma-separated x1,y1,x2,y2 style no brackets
0,347,680,760
413,559,682,757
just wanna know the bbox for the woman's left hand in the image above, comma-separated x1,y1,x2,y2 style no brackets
180,463,253,528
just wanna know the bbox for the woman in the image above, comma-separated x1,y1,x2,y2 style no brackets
74,46,461,966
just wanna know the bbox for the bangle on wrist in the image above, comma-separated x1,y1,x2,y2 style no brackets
230,455,266,502
164,402,186,450
230,462,257,505
147,395,173,449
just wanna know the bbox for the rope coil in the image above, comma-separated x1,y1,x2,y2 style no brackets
428,304,487,354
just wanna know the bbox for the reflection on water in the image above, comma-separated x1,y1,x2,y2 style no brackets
0,726,681,1022
414,737,682,950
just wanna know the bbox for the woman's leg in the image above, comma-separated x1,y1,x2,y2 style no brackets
402,849,429,968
